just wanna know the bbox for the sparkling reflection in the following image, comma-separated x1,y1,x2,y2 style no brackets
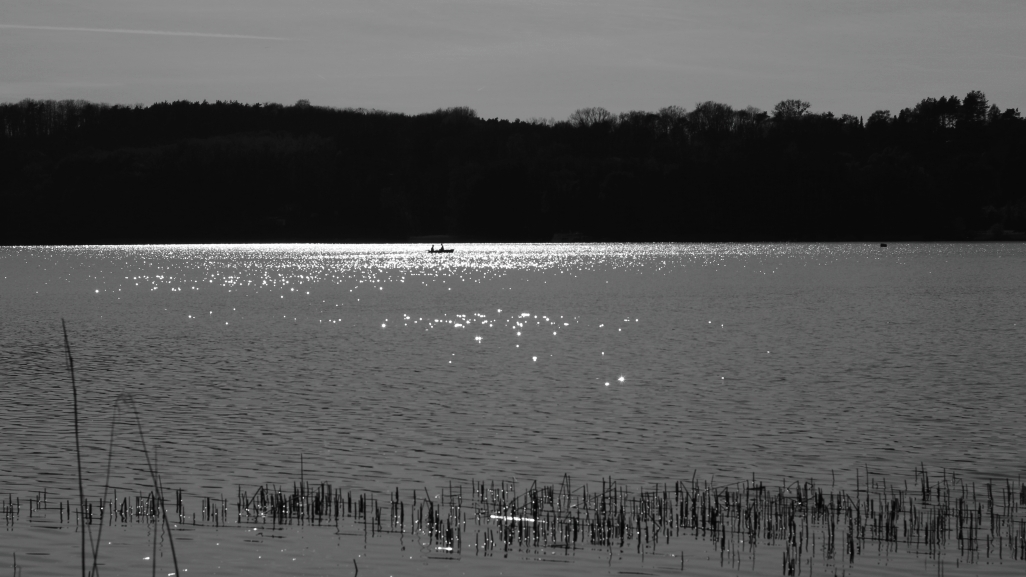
2,241,1024,511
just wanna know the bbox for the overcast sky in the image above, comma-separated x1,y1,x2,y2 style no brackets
2,0,1024,120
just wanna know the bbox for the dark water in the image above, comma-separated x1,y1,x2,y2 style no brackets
2,242,1025,576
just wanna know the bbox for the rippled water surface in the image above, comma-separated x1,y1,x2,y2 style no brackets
2,242,1025,575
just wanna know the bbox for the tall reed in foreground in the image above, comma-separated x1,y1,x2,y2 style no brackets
62,320,179,577
61,320,86,577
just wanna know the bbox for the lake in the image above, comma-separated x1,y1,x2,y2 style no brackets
1,242,1025,576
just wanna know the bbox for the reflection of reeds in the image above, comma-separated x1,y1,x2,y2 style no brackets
61,321,179,577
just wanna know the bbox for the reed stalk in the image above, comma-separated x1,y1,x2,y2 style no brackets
125,395,180,577
61,320,87,577
61,321,179,577
88,403,122,576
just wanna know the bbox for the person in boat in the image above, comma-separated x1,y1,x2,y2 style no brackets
431,245,435,252
440,244,445,251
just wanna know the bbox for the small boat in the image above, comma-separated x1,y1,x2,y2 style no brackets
428,247,454,254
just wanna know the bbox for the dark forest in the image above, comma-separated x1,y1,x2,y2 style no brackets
2,92,1023,244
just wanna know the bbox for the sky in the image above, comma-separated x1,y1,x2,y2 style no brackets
2,0,1024,120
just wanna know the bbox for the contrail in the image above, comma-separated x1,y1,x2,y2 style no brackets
0,24,288,41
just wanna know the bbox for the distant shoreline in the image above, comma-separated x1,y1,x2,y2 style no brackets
3,94,1023,245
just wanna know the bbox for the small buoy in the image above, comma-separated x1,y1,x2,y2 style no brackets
880,243,887,247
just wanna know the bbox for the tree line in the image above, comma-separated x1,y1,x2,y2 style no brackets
1,92,1023,244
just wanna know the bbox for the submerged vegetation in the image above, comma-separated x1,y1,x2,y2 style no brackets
1,92,1024,244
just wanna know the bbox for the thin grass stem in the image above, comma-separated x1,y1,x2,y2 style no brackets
89,402,122,577
125,396,180,577
61,319,87,577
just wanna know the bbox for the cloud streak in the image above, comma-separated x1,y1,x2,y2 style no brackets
0,24,288,41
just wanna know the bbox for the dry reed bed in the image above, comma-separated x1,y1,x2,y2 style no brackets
6,467,1026,572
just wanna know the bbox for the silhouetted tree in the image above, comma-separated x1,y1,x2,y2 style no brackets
867,110,892,128
688,101,735,133
568,107,615,128
654,105,688,140
773,99,811,120
960,90,988,125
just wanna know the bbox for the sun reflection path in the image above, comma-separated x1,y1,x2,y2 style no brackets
14,242,765,387
376,303,641,386
25,241,909,326
44,241,871,299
